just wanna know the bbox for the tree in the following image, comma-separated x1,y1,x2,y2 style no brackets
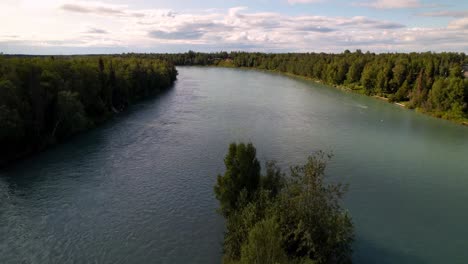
261,161,284,198
360,63,377,95
345,60,363,85
52,90,87,139
408,69,429,109
375,62,392,94
216,144,354,264
223,190,275,261
390,60,407,92
0,105,24,148
278,152,353,264
429,78,466,118
0,79,21,109
240,217,287,264
391,80,410,102
449,64,463,78
214,142,261,217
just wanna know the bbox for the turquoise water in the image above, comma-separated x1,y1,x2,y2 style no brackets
1,67,468,263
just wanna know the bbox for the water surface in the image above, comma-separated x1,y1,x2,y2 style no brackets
1,67,468,263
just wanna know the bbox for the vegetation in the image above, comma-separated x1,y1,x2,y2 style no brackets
0,55,177,165
3,50,466,164
215,143,354,264
155,51,468,124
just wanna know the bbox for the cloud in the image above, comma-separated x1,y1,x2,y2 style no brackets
288,0,324,4
61,3,123,15
336,16,405,29
0,35,19,39
448,18,468,30
296,25,335,32
61,4,93,13
354,0,421,9
85,27,108,34
417,10,468,18
148,30,204,40
60,1,144,17
2,1,468,54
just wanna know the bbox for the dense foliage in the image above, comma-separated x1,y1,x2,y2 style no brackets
155,51,468,123
0,55,177,165
215,143,354,264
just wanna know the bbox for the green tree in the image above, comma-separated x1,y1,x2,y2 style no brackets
52,90,87,139
391,80,410,102
240,217,287,264
216,144,354,264
375,63,392,94
449,64,463,78
390,61,407,92
429,78,466,118
261,161,284,198
360,63,377,95
408,70,429,109
214,143,261,217
223,191,275,261
345,60,363,85
0,79,21,109
278,152,353,264
0,105,24,147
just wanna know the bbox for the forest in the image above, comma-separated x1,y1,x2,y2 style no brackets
0,55,177,166
214,143,353,264
153,51,468,124
2,51,467,165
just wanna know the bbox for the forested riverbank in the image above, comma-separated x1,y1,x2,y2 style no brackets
153,51,468,125
0,56,177,166
2,51,466,165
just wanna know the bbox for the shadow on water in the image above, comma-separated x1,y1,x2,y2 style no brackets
354,238,427,264
0,85,177,195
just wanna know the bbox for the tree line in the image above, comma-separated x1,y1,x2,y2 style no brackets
154,51,468,123
215,143,353,264
0,55,177,166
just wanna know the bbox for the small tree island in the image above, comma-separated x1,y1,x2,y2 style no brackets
214,143,354,264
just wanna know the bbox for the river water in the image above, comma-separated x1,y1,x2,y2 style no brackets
1,67,468,263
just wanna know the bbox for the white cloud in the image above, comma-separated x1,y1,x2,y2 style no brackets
418,10,468,18
0,1,467,54
60,1,144,17
288,0,324,4
448,18,468,30
354,0,421,9
85,27,109,34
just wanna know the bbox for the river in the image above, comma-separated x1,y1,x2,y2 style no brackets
1,67,468,263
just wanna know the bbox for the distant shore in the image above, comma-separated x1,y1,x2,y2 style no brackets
205,62,468,127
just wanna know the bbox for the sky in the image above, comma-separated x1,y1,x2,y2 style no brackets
1,0,467,54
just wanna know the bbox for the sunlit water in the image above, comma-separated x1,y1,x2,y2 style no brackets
1,67,468,264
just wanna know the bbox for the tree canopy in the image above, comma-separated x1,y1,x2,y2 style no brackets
215,143,354,264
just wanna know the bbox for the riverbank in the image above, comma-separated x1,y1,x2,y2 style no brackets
207,61,468,127
0,56,178,167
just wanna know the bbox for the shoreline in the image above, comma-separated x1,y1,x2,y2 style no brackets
201,64,468,127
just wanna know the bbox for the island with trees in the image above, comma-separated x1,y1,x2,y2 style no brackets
214,143,354,264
